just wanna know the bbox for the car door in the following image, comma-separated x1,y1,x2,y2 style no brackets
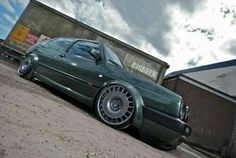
57,40,106,102
35,38,75,82
98,44,129,81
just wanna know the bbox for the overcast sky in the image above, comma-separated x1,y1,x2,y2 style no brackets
0,0,236,73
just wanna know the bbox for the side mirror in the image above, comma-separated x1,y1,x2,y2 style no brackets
89,49,101,61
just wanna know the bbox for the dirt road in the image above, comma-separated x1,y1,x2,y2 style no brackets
0,60,206,158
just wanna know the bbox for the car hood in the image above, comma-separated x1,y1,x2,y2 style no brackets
128,71,180,100
124,71,182,116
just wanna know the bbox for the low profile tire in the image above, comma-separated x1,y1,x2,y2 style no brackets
18,56,34,80
95,84,135,129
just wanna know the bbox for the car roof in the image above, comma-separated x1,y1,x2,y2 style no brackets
56,37,101,44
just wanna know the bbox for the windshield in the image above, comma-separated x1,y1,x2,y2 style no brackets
103,44,124,68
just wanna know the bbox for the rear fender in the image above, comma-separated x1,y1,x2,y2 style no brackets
97,80,144,129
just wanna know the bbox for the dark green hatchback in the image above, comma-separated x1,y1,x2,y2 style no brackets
18,37,191,150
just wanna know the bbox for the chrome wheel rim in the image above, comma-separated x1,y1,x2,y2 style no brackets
18,58,32,75
97,85,135,126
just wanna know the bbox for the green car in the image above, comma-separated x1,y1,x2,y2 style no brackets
18,37,191,150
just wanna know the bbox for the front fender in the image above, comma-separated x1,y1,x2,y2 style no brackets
26,53,39,61
101,80,144,129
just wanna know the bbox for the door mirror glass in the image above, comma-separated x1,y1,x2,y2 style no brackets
89,49,101,61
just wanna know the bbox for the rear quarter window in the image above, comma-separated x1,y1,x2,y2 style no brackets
44,38,74,51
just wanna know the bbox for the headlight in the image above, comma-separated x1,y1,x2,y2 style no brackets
179,100,189,122
179,100,185,120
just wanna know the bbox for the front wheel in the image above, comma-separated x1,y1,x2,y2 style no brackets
18,56,34,80
95,84,135,129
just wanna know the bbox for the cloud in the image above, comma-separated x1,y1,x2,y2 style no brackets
2,13,16,24
0,24,10,32
229,42,236,55
175,0,201,13
0,0,15,13
9,0,29,9
164,0,236,73
38,0,133,43
220,4,236,25
107,0,204,57
3,0,234,73
185,25,215,41
187,56,202,67
221,39,236,56
38,0,204,58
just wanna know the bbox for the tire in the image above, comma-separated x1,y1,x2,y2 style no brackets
18,56,34,80
95,84,135,129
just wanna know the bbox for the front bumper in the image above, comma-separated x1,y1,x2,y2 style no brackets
140,106,191,145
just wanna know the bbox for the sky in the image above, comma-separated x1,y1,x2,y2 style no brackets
0,0,236,73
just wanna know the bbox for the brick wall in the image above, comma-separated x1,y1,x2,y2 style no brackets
228,117,236,157
162,76,236,157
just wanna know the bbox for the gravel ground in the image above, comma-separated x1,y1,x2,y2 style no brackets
0,59,207,158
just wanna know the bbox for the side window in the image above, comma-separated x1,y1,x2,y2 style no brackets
67,41,100,61
104,45,124,68
44,38,74,51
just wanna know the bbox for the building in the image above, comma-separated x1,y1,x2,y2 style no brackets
162,59,236,157
1,0,169,84
166,59,236,98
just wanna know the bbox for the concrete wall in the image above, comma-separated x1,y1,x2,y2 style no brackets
162,76,236,157
3,0,169,83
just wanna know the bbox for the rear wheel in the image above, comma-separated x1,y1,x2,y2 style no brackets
18,56,34,80
95,85,135,129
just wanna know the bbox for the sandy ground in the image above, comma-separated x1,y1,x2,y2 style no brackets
0,59,207,158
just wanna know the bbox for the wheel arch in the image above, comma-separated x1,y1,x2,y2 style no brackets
94,80,144,129
26,53,39,62
21,53,39,68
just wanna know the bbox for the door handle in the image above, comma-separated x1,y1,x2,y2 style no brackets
59,54,66,58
